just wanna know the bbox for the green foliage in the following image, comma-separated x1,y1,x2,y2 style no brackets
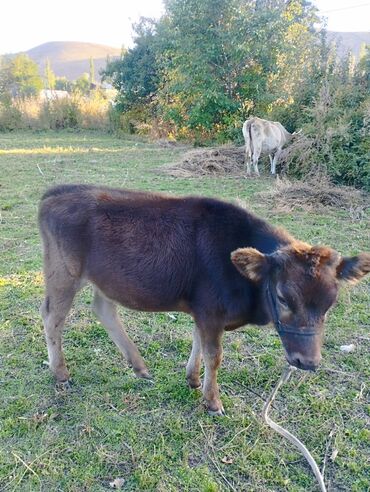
106,0,321,141
44,58,56,89
0,1,368,188
275,46,370,189
55,76,72,91
0,54,43,98
0,94,22,131
102,18,159,112
89,57,95,85
39,98,80,129
118,105,152,134
73,73,91,95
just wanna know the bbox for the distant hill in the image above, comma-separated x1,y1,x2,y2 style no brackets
22,41,122,82
327,31,370,59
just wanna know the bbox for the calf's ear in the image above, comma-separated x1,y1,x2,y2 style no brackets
336,253,370,284
231,248,268,282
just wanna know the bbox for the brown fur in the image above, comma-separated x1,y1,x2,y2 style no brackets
231,248,267,282
39,184,370,415
336,253,370,284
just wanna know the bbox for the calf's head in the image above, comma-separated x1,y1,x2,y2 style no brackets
231,243,370,371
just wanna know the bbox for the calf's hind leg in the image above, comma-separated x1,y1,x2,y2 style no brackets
186,326,202,389
92,289,150,379
40,274,79,384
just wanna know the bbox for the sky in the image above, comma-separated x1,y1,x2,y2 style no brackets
0,0,369,55
315,0,370,31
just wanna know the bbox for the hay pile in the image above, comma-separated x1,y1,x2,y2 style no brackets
259,176,368,217
159,146,245,177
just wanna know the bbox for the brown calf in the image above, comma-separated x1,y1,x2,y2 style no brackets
39,185,370,415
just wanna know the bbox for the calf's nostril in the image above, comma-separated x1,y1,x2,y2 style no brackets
296,358,319,371
291,357,302,368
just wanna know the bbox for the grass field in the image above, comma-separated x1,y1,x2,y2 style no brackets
0,130,369,492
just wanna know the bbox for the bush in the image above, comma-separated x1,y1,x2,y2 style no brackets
0,92,111,131
0,96,22,131
39,98,79,129
13,97,42,129
117,104,154,135
76,92,110,130
279,64,370,190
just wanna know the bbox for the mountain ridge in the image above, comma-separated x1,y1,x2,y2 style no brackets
22,41,121,82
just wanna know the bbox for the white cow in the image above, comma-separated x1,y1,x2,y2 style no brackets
242,116,297,175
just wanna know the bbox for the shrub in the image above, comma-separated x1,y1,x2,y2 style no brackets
14,97,42,129
0,96,22,131
39,97,79,129
76,92,110,130
279,66,370,190
117,104,154,135
0,92,111,131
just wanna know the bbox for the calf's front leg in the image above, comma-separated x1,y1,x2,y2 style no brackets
199,326,225,416
92,289,150,379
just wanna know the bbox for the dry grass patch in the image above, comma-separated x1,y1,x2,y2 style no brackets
278,134,318,175
158,145,245,177
259,176,369,217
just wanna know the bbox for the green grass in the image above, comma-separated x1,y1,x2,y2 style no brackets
0,129,369,491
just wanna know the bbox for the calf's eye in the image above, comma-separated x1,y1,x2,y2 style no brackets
277,295,289,309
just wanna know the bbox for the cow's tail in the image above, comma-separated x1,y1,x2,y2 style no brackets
248,120,254,158
242,119,254,163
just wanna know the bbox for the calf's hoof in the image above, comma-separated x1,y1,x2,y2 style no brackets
55,379,73,390
208,405,225,417
186,376,202,390
207,401,225,416
133,367,152,380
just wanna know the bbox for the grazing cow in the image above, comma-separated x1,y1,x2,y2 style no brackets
243,116,297,175
39,185,370,415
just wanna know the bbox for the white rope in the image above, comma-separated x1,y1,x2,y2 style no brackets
262,365,327,492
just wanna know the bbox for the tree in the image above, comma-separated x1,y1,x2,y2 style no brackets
358,44,370,89
0,56,13,98
55,76,72,92
89,57,95,85
103,0,323,139
73,73,90,95
45,58,56,90
155,0,322,139
102,18,159,111
0,54,43,97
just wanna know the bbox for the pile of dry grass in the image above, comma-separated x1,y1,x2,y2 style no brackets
278,134,318,174
259,176,368,217
159,145,245,177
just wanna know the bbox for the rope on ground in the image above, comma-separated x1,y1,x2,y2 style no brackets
262,365,327,492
